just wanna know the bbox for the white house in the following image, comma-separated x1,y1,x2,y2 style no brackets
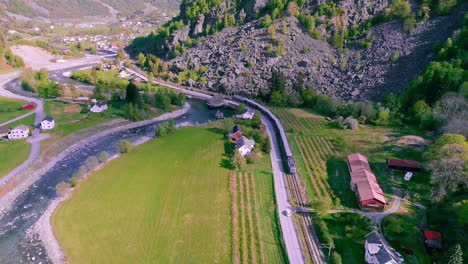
8,125,29,140
118,70,129,78
365,231,399,264
7,30,16,34
0,125,10,138
40,116,55,130
236,108,255,120
236,136,255,156
89,102,108,113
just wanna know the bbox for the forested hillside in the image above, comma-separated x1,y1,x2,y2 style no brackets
0,0,180,18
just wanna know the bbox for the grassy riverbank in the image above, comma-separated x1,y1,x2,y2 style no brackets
53,127,232,263
0,96,28,124
0,140,30,179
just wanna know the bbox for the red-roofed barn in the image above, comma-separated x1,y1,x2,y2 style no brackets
347,153,386,210
387,158,421,171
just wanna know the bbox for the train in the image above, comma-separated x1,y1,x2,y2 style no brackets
233,95,297,175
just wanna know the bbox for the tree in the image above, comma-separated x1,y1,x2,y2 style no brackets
90,67,98,84
118,140,133,154
411,100,431,121
447,244,463,264
252,110,262,128
99,151,109,162
237,103,247,114
286,2,299,16
137,53,146,67
177,93,187,106
270,90,287,106
155,92,171,111
429,139,468,201
344,117,359,130
125,82,141,106
84,156,99,171
77,165,88,179
55,182,70,197
375,107,390,126
261,15,272,28
155,120,176,137
232,151,246,169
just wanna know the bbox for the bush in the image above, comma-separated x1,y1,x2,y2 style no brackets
69,175,78,187
99,151,109,162
260,15,272,28
331,251,342,264
231,151,246,169
84,156,99,171
118,140,133,154
156,119,176,137
55,182,70,197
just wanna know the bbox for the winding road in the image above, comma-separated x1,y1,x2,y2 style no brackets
0,51,113,186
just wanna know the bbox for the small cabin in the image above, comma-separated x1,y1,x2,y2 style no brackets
387,158,421,172
229,125,242,140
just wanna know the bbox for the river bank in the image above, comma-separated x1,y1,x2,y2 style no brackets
0,103,190,217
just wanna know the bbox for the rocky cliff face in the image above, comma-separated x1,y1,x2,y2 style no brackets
169,9,462,101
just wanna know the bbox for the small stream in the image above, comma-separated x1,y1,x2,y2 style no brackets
0,98,234,263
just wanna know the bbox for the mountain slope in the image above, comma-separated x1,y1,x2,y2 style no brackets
0,0,180,19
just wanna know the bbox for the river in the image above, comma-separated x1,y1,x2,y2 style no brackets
0,98,234,263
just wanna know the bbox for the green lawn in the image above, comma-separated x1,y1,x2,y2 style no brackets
44,101,125,137
53,127,232,263
313,213,374,264
0,140,30,178
382,204,432,264
0,96,28,124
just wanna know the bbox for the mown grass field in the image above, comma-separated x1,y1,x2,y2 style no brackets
0,139,30,178
53,127,232,263
53,125,287,264
44,101,125,137
0,96,28,124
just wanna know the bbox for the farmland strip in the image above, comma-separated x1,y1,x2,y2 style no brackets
231,172,241,264
293,137,324,198
248,172,265,264
298,137,330,198
238,173,248,264
244,172,258,264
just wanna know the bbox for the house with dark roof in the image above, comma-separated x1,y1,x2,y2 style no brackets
89,101,108,113
236,136,255,156
229,125,242,140
387,158,421,171
347,153,386,210
423,230,442,249
40,116,55,130
0,125,10,138
365,231,399,264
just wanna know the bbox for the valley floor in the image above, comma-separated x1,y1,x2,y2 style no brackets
52,126,286,263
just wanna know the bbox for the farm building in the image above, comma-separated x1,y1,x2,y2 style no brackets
22,102,37,110
40,116,55,130
236,136,255,156
423,230,442,249
347,153,386,210
229,125,242,140
0,125,10,137
89,102,108,113
387,158,420,171
364,231,399,264
8,125,29,140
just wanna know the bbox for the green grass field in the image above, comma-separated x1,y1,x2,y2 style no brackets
382,204,432,264
53,127,232,263
0,140,30,178
0,96,28,124
313,213,374,264
44,101,125,137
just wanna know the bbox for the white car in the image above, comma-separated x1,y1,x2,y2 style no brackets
395,252,404,263
284,210,292,217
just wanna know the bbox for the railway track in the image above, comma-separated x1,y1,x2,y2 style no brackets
287,173,327,264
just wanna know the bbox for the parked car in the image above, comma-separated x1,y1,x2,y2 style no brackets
284,210,292,217
395,252,404,262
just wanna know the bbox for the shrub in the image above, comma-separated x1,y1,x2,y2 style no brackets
156,119,176,137
99,151,109,162
260,15,272,28
55,182,70,197
69,175,78,187
84,156,99,171
331,251,342,264
231,151,246,169
118,140,133,154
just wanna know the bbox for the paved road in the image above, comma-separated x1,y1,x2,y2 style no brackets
0,110,35,127
0,53,110,185
263,116,306,264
